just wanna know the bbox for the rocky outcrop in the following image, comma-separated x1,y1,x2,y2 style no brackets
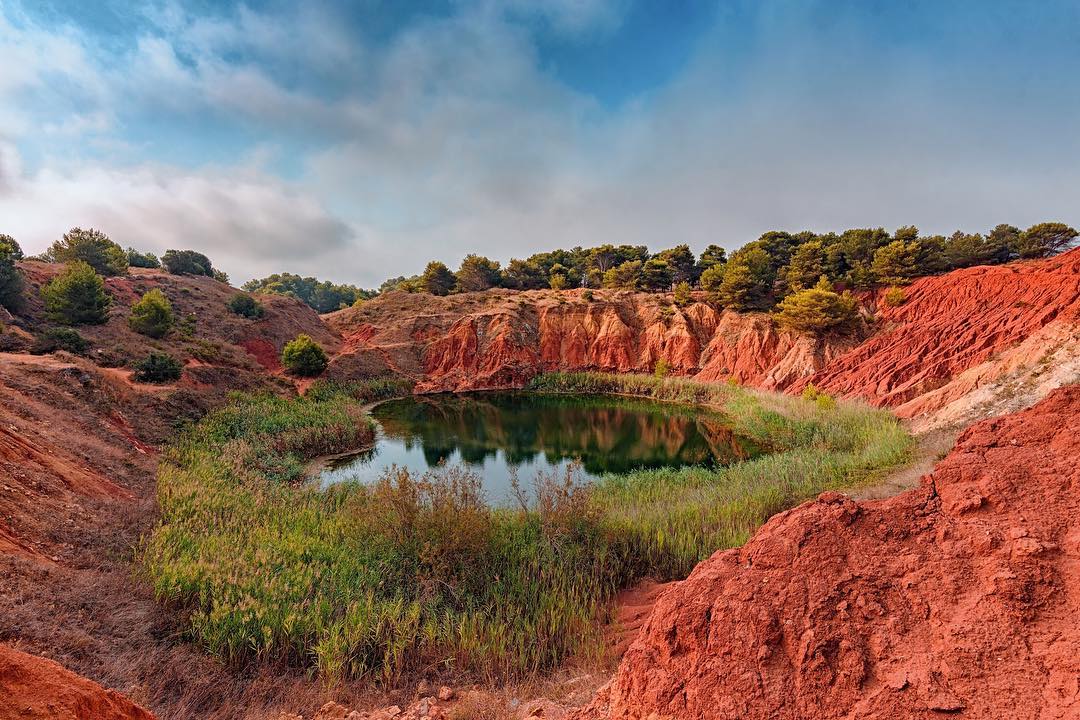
0,644,155,720
577,384,1080,720
328,251,1080,415
328,290,852,394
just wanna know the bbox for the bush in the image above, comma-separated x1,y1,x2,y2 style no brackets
282,334,328,376
176,312,197,338
653,357,671,378
673,280,693,307
883,286,906,307
774,277,859,335
227,293,265,319
126,248,160,268
162,249,214,276
0,234,24,311
41,261,112,325
582,289,594,302
49,228,128,276
31,327,89,355
801,382,837,411
128,288,174,338
133,353,182,383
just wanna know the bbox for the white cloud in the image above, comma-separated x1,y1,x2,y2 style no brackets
1,0,1078,291
0,145,354,284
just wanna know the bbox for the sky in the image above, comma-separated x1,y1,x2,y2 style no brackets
1,0,1078,287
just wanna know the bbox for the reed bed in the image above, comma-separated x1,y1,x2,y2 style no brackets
143,373,912,685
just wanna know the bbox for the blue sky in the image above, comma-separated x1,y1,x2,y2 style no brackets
1,0,1078,286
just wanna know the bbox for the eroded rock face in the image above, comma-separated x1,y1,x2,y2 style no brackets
0,644,156,720
793,249,1080,408
328,290,851,394
576,385,1080,720
327,251,1080,415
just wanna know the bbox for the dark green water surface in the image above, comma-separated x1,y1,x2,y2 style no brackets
320,392,755,503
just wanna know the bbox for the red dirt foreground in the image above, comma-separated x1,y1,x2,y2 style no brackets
577,385,1080,720
0,644,156,720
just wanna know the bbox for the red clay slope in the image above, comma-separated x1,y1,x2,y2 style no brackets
579,384,1080,720
793,249,1080,408
0,644,156,720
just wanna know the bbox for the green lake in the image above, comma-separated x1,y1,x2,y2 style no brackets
321,392,755,503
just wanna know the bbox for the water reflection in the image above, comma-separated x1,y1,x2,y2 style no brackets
320,392,754,502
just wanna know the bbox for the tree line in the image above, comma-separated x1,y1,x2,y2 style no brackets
377,221,1076,312
2,222,1075,330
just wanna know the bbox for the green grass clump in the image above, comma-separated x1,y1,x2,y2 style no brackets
143,373,912,686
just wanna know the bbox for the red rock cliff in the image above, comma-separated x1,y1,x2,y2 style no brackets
327,250,1080,412
328,290,856,393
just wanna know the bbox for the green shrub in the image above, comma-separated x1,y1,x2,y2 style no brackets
653,357,671,378
282,334,328,376
128,288,174,338
41,261,112,325
189,339,222,363
774,277,859,335
673,280,692,307
176,312,197,339
582,289,594,302
227,293,265,319
800,382,837,410
31,327,89,355
126,248,160,269
0,234,24,311
162,249,214,276
133,353,182,383
883,286,906,307
49,228,128,276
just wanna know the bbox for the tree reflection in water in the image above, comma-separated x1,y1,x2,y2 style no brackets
321,392,756,502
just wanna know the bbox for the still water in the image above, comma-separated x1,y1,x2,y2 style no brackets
320,392,754,503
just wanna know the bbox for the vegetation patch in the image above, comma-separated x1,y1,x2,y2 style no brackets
41,261,112,325
31,327,89,355
133,352,183,383
282,334,329,376
128,288,174,338
143,374,911,686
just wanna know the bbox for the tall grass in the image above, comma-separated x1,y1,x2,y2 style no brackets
143,373,912,685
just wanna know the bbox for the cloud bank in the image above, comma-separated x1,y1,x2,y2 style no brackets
0,0,1078,286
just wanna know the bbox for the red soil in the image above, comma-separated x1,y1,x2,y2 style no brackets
578,384,1080,720
0,644,156,720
